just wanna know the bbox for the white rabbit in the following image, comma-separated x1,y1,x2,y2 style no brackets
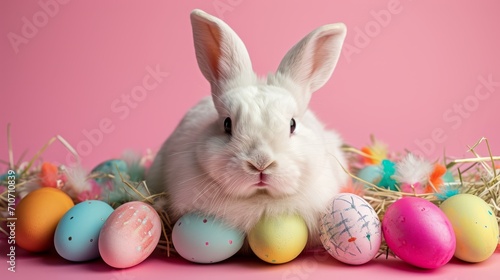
147,9,348,248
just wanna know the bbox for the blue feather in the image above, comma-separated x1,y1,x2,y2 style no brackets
435,183,460,201
377,159,398,191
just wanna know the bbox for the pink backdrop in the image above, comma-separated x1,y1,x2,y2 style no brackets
1,0,499,170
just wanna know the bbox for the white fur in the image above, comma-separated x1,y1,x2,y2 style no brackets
147,9,348,247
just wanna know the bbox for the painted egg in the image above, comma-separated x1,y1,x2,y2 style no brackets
54,200,114,261
92,159,129,203
172,213,244,263
382,197,455,269
248,215,308,264
320,193,382,265
356,165,382,187
440,194,499,262
92,159,128,178
15,187,74,252
99,201,162,268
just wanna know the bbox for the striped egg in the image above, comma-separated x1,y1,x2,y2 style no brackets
98,201,162,268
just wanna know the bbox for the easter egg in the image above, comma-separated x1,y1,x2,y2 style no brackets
382,197,456,269
356,165,382,187
15,187,74,252
99,201,162,268
172,213,244,263
320,193,382,265
440,194,499,262
92,159,128,177
92,159,129,203
54,200,114,261
248,215,308,264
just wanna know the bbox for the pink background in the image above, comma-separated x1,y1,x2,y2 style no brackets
1,0,500,169
1,1,500,278
0,245,499,280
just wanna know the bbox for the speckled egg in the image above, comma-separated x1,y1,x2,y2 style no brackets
54,200,114,262
98,201,162,268
440,194,499,262
248,215,308,264
383,197,456,269
91,159,129,203
320,193,382,265
172,213,244,263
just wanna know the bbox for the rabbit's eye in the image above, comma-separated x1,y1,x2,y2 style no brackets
290,118,296,134
224,117,232,135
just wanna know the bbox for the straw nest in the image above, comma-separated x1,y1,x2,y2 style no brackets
343,136,500,257
1,124,498,258
0,125,176,255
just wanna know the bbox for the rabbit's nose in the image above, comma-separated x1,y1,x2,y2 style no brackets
246,160,276,172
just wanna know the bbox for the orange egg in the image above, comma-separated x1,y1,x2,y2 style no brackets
16,187,74,252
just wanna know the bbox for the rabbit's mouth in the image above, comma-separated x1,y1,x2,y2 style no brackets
223,167,298,198
254,173,269,187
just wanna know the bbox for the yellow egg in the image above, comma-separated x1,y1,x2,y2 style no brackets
15,187,74,252
440,194,499,262
248,215,308,264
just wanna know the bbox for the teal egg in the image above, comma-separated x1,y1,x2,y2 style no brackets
172,213,244,263
357,165,382,187
92,159,128,182
54,200,114,262
91,159,130,203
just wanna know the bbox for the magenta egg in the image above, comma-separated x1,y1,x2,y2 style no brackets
382,197,456,269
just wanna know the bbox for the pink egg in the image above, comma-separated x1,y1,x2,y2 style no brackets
99,201,162,268
382,197,456,269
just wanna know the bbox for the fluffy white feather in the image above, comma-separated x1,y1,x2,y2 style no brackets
62,165,92,197
393,153,433,185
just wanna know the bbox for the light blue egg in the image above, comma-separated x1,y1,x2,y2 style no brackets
54,200,114,262
357,165,382,187
172,213,244,263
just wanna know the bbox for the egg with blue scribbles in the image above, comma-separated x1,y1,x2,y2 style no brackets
320,193,382,265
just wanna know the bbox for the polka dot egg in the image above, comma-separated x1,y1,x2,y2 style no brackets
98,201,162,268
172,213,244,263
54,200,114,262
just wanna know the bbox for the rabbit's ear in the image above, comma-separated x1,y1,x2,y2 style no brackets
276,23,346,104
191,9,253,96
